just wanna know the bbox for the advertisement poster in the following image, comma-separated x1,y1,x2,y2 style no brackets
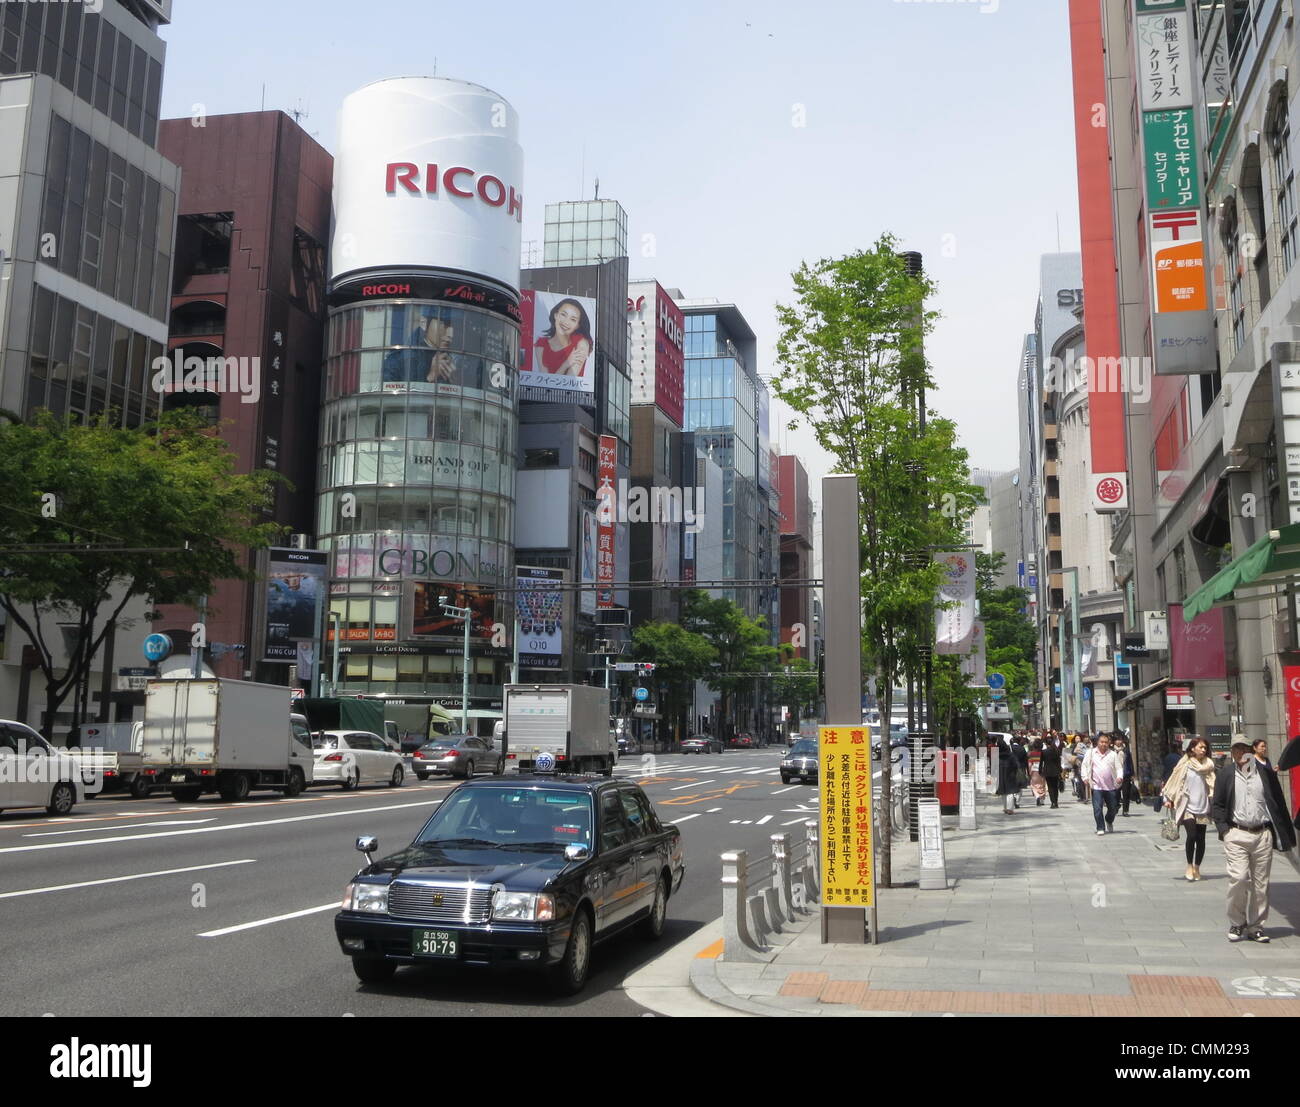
1169,602,1227,680
408,582,495,639
580,510,597,616
596,434,617,608
934,551,976,654
517,567,564,668
518,289,597,401
263,548,326,662
819,725,874,908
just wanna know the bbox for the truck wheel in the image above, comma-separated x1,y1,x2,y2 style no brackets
389,764,404,788
601,757,613,778
128,775,152,800
171,787,202,803
284,766,305,797
351,957,396,985
218,772,251,803
46,783,76,817
551,910,592,996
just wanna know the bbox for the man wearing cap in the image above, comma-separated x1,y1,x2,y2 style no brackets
1211,738,1296,942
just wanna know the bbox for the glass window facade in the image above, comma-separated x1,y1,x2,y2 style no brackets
542,200,628,267
319,297,519,690
0,5,163,146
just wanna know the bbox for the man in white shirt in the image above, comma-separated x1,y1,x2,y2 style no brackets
1079,733,1124,836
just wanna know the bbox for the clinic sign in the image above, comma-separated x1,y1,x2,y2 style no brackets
819,725,874,908
1132,0,1214,374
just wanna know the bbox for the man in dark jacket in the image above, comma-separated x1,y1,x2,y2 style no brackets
1040,734,1063,809
1211,740,1296,943
994,733,1021,814
1114,735,1137,816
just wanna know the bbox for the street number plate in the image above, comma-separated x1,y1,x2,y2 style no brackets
411,929,459,958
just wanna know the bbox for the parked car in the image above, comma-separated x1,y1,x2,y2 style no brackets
311,731,405,790
412,735,503,780
0,720,88,816
681,735,723,754
335,775,686,993
781,738,819,785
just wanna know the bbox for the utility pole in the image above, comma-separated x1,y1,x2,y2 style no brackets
439,593,473,733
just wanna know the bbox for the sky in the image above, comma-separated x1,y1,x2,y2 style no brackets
158,0,1080,495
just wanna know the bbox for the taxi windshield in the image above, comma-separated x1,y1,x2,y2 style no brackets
789,740,818,756
415,788,593,850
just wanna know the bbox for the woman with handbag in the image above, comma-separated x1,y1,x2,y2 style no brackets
1161,736,1217,881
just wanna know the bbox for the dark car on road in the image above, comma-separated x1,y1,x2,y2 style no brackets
781,738,819,784
335,775,686,994
412,735,503,780
681,735,723,754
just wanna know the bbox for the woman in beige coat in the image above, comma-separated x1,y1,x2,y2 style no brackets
1161,736,1217,881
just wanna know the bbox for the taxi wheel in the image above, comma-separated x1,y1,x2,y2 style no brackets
352,957,396,985
46,783,75,817
641,874,669,941
781,774,791,784
552,910,592,995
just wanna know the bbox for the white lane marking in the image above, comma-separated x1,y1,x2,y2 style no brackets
670,813,700,824
729,819,753,825
670,782,701,791
715,767,751,775
0,799,442,855
782,817,808,826
707,807,722,813
198,901,340,938
743,768,776,775
772,786,798,795
756,815,773,825
0,859,256,900
24,818,216,838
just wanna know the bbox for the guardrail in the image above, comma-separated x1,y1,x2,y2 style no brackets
720,821,819,962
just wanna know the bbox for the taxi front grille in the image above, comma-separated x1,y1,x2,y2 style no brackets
388,881,492,923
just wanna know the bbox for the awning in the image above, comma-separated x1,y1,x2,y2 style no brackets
1182,523,1300,617
1115,676,1169,711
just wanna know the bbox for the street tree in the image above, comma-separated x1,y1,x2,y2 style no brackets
772,650,819,732
0,410,283,738
773,234,979,885
631,620,716,742
681,590,778,741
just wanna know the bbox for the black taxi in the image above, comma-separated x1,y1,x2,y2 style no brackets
334,775,685,994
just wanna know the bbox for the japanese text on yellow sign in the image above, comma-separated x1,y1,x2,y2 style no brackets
819,724,874,908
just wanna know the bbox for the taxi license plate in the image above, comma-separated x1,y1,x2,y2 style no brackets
411,930,458,959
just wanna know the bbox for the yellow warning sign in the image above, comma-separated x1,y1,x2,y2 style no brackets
819,724,874,907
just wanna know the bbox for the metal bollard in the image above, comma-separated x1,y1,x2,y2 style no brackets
803,819,821,901
771,833,795,923
720,849,764,961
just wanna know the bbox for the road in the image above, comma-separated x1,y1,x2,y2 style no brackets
0,748,817,1017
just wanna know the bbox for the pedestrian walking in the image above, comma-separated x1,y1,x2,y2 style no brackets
1211,739,1297,942
1162,737,1186,785
1042,731,1064,809
1253,739,1272,769
1114,735,1138,816
1028,739,1047,806
995,732,1021,814
1072,734,1091,803
1161,736,1217,881
1080,733,1124,835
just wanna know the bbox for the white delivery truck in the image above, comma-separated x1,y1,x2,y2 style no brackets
73,721,154,798
141,679,315,803
503,684,615,776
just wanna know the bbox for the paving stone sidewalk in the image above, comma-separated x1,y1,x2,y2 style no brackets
689,787,1300,1016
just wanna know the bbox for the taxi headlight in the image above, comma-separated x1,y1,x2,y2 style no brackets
343,883,389,914
491,890,556,921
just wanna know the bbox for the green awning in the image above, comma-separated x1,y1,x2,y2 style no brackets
1182,523,1300,617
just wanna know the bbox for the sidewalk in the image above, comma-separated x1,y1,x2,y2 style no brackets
688,787,1300,1016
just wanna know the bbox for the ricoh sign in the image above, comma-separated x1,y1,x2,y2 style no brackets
330,77,524,293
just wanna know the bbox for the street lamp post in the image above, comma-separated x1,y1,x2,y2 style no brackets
439,594,472,734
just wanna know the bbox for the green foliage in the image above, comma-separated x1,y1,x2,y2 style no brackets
681,590,778,736
0,410,284,735
632,619,717,740
976,551,1036,725
772,653,819,720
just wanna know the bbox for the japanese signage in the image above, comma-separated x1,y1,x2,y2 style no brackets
1131,0,1215,374
580,510,597,616
1165,684,1195,709
516,567,565,669
262,549,326,662
1143,109,1200,209
819,725,874,908
961,620,986,687
934,552,976,654
1168,603,1227,680
596,434,617,608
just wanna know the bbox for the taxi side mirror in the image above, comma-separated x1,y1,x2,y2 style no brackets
564,844,590,862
